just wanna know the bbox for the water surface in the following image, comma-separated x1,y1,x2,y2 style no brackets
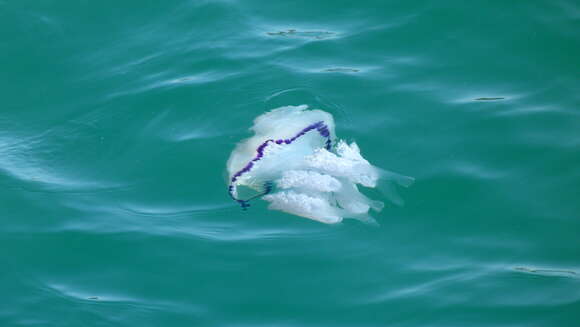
1,1,579,326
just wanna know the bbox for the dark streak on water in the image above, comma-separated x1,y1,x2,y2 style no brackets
475,97,505,101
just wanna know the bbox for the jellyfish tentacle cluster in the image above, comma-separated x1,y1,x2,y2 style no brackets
226,105,410,224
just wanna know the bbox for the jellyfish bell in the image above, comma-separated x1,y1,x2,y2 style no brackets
227,105,334,195
226,105,412,224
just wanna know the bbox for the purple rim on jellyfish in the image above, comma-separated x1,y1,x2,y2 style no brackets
228,120,333,209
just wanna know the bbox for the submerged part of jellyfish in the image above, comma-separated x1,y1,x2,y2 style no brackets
226,105,412,224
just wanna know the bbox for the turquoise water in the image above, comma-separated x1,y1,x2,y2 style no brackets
2,1,580,325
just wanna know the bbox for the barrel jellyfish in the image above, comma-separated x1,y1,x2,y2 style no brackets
226,105,412,224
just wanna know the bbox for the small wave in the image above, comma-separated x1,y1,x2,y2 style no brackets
0,131,126,193
104,70,238,101
117,202,233,218
450,92,523,104
474,97,505,101
42,283,137,304
514,266,579,278
36,280,204,315
266,29,337,40
159,71,240,88
159,120,229,142
322,67,360,73
450,161,506,180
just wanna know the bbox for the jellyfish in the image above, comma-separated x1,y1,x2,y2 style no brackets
226,105,412,224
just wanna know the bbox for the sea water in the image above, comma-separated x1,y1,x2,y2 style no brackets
1,1,579,326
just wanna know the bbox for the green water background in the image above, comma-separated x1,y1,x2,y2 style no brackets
1,1,579,326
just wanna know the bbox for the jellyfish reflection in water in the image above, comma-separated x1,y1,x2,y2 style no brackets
226,105,412,224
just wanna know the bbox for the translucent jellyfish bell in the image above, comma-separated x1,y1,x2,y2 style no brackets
226,105,412,224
